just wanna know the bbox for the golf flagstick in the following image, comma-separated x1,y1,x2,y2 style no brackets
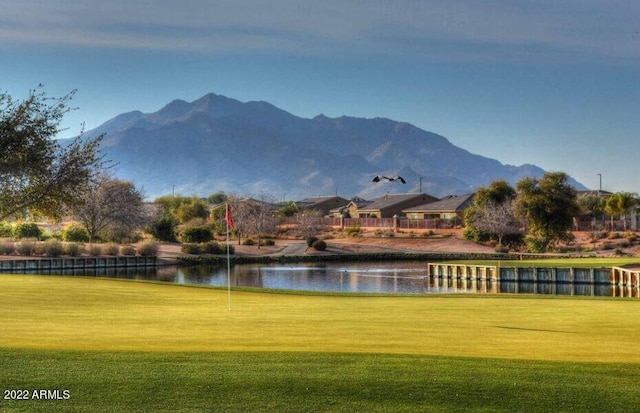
225,203,235,312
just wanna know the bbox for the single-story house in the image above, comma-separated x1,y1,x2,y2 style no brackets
295,195,350,216
355,193,438,218
403,193,475,221
329,197,372,218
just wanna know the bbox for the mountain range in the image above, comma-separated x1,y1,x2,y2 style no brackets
78,92,586,200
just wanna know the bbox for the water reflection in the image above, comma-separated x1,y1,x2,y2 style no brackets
16,261,638,297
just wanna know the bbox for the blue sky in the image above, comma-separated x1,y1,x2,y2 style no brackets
2,0,639,194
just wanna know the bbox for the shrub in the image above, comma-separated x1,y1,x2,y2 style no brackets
306,236,319,248
137,240,159,256
16,240,36,256
262,239,275,246
495,245,509,253
608,232,621,240
148,216,177,242
88,244,102,256
61,224,90,243
13,222,41,240
120,245,136,256
312,239,327,251
181,226,213,243
202,241,225,254
0,222,13,238
42,239,64,257
344,224,362,237
242,238,255,246
181,243,202,254
102,243,120,256
0,239,14,255
64,242,82,257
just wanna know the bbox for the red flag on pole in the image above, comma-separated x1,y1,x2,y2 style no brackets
225,203,235,229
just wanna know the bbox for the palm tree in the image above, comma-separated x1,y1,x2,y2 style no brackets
605,192,637,231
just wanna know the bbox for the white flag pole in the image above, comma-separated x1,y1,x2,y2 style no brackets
226,208,232,312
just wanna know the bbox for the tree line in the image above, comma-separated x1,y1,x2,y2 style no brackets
2,88,637,253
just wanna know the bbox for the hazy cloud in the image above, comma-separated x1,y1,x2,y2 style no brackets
2,0,639,62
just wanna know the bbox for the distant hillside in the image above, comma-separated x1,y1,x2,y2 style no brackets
77,92,587,200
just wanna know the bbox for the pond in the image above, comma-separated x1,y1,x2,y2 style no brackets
15,261,638,298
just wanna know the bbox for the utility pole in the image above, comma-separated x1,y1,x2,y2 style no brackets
597,173,602,194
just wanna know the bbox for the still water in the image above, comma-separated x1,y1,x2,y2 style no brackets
23,261,638,297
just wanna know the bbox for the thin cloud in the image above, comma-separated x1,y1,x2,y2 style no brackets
2,0,639,62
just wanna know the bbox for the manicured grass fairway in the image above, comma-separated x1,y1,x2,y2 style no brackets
1,275,640,412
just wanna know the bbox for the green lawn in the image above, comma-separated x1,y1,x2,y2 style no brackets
1,275,640,412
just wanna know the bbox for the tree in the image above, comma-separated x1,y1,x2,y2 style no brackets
71,175,147,243
0,88,104,220
174,198,209,223
468,199,522,248
514,172,579,252
244,193,280,248
605,192,637,231
464,180,521,247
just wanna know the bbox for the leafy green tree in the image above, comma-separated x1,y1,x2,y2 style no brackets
514,172,579,252
207,191,227,205
605,192,637,231
174,198,209,223
147,215,177,242
0,88,104,220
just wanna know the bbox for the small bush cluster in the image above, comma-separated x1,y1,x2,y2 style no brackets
344,224,362,237
181,226,214,243
61,224,90,242
64,242,83,256
42,239,64,257
102,243,120,256
137,241,159,257
312,239,327,251
181,242,233,255
13,223,41,240
120,245,136,256
306,236,319,248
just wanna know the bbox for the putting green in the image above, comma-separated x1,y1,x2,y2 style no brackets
1,275,639,363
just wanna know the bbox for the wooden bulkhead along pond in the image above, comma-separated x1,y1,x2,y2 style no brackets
428,263,640,287
0,256,157,271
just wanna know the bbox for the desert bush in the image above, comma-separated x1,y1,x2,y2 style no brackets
181,226,213,243
16,239,37,256
202,241,227,254
0,238,14,255
306,236,319,248
61,224,90,243
13,222,41,240
312,239,327,251
344,224,362,237
42,239,64,257
262,239,275,246
137,240,159,256
181,243,202,254
120,245,136,256
147,216,177,242
102,243,120,256
64,242,83,257
608,232,621,240
242,238,255,246
495,244,509,253
600,241,614,250
88,244,102,256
